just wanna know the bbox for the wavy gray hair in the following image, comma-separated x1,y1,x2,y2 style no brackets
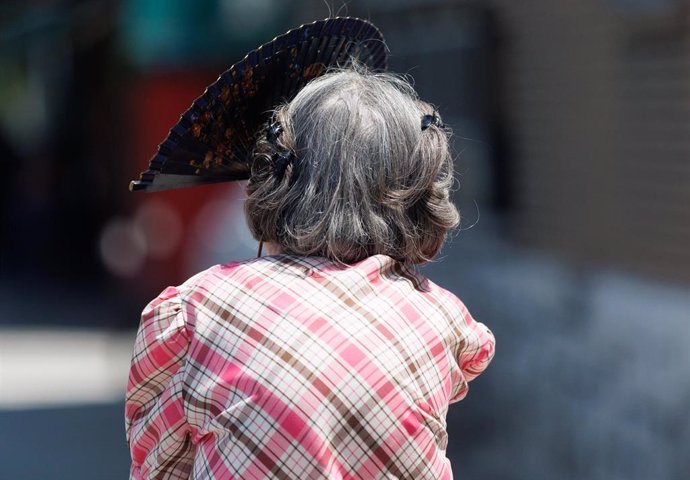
245,67,460,265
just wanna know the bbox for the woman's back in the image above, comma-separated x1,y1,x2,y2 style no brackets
126,254,494,479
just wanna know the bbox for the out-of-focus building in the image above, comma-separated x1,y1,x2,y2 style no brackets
488,0,690,284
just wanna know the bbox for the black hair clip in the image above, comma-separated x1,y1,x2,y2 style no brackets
273,150,294,179
421,113,446,131
267,121,283,144
265,120,294,179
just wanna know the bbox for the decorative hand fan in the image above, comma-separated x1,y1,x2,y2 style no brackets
130,17,388,192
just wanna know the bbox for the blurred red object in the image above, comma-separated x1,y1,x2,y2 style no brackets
125,70,240,291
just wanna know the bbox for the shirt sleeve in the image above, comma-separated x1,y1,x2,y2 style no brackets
448,300,496,404
125,286,195,479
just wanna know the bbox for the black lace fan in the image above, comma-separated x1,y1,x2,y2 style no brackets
130,17,388,192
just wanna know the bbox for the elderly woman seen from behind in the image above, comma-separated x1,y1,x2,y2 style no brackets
125,67,495,480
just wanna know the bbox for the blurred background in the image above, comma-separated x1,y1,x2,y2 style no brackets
1,0,689,479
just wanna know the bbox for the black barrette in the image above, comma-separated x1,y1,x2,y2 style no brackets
266,121,294,178
266,121,283,144
273,150,294,179
421,113,445,131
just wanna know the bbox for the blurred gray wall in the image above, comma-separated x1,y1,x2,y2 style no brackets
487,0,690,283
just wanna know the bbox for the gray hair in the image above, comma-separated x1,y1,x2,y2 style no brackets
245,67,460,265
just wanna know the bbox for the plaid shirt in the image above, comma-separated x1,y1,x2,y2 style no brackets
125,254,495,479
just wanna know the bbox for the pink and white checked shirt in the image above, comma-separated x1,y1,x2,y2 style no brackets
125,254,495,480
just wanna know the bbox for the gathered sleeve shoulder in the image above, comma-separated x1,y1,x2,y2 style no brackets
456,309,495,382
125,285,195,479
444,293,496,403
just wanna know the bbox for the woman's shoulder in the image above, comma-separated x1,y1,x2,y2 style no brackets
420,276,472,316
175,255,310,296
